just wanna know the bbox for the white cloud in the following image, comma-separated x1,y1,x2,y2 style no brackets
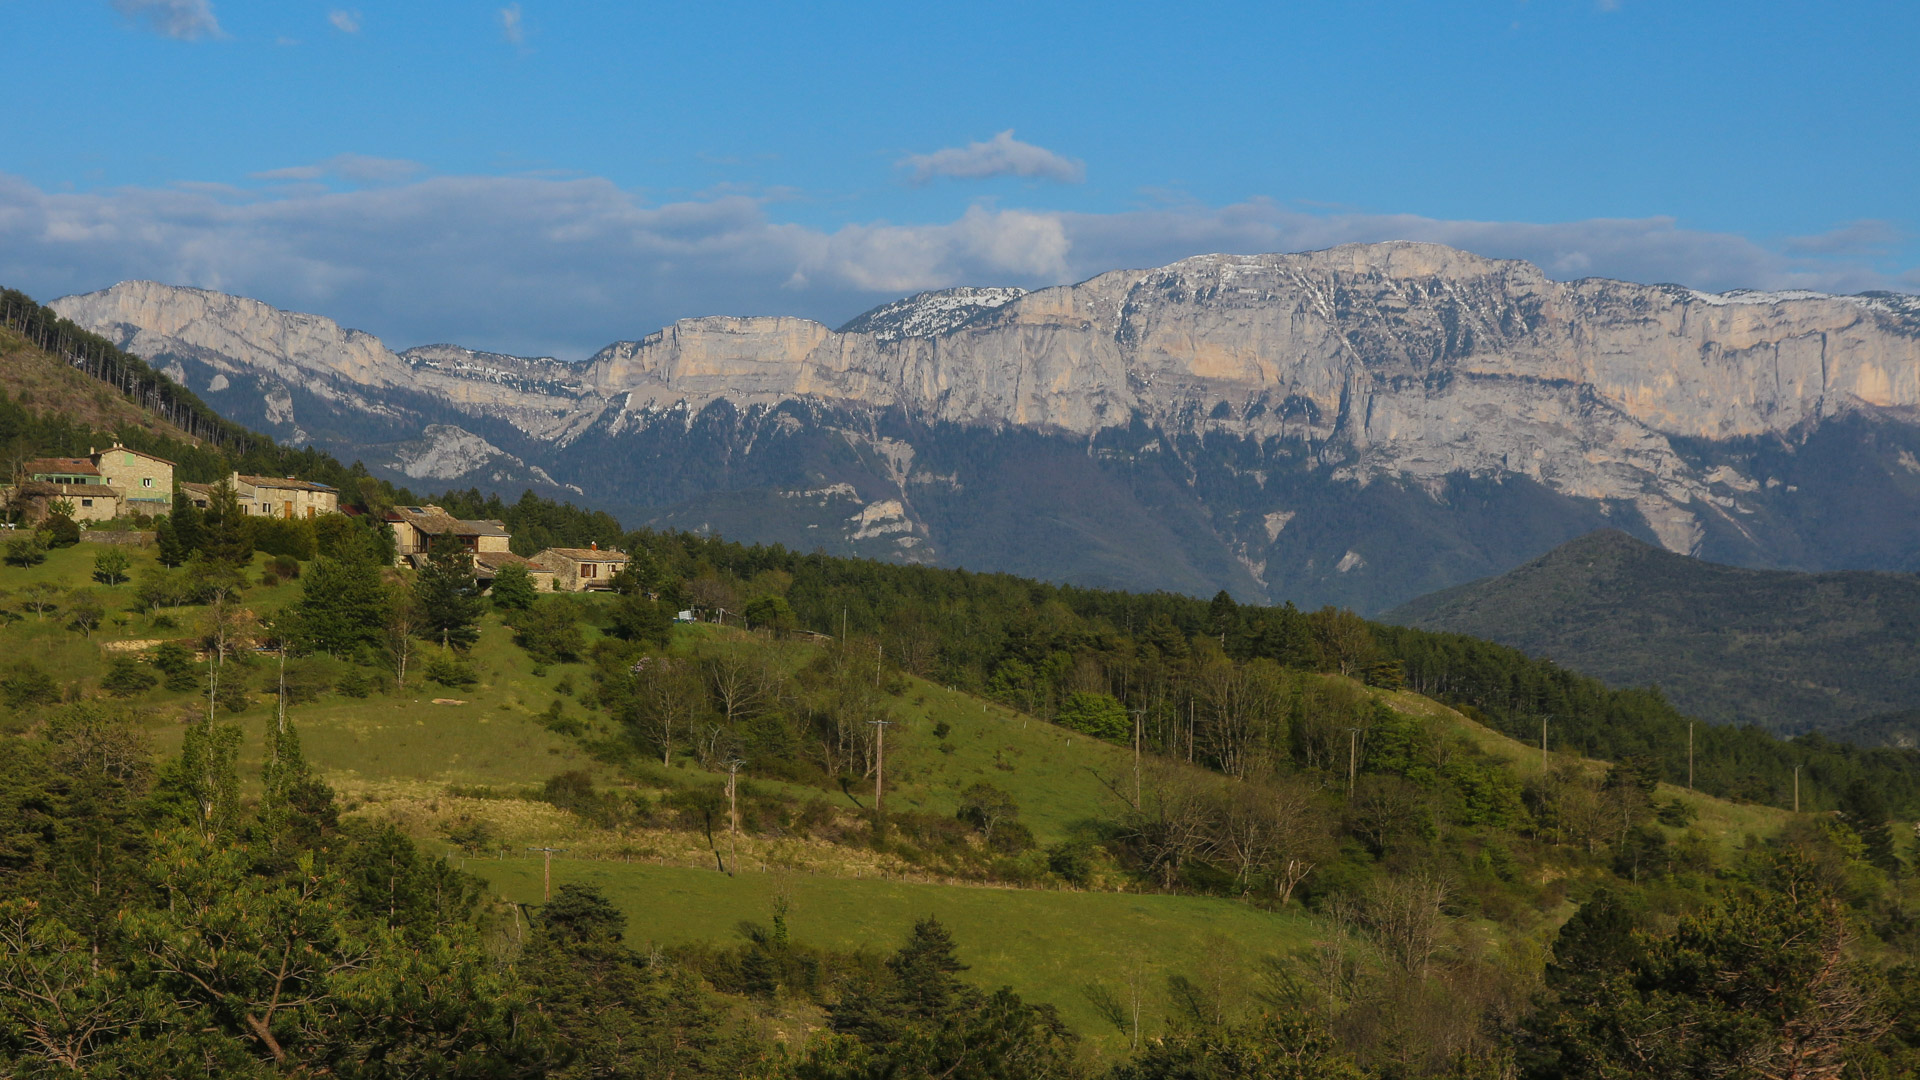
251,154,424,184
111,0,224,40
500,4,524,46
899,131,1086,186
0,170,1907,360
328,9,360,34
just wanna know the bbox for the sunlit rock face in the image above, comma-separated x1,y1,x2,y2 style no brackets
53,244,1920,611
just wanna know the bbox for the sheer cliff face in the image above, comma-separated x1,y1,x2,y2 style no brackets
581,243,1920,553
50,243,1920,611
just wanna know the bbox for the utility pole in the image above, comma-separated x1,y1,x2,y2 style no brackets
1793,766,1800,813
1541,717,1548,771
869,719,892,812
1687,721,1694,792
527,846,565,901
1131,707,1144,809
1346,728,1361,798
724,758,743,876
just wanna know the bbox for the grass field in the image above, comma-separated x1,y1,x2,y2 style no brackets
469,855,1317,1050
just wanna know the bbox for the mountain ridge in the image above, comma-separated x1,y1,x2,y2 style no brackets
48,242,1920,610
1385,529,1920,735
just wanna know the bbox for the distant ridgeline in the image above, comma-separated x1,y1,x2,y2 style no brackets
9,281,1919,813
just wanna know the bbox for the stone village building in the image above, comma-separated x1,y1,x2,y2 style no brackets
180,473,342,519
6,444,175,524
530,544,630,592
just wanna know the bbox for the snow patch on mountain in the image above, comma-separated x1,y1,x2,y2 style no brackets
836,286,1026,341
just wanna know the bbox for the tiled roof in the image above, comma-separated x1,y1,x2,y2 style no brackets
539,547,628,561
388,505,510,537
236,474,337,493
475,550,534,568
94,446,174,466
18,481,124,497
22,458,100,476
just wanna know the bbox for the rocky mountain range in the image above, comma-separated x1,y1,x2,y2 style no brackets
50,242,1920,612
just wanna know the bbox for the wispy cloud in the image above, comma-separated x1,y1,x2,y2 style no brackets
0,170,1908,359
111,0,224,40
899,131,1086,186
500,4,525,46
250,154,423,185
328,9,360,34
1783,220,1903,257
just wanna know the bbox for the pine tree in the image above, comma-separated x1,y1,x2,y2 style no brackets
1841,778,1901,874
414,539,482,650
198,480,253,568
294,553,387,655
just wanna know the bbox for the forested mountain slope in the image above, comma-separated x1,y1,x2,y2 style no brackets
1386,529,1920,737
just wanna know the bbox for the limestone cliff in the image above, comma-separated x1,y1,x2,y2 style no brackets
49,243,1920,610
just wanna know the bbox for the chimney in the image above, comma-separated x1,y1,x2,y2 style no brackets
590,541,598,550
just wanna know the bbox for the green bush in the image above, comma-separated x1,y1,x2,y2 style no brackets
153,641,200,692
1,663,60,709
44,515,81,549
3,531,49,567
1053,691,1130,742
215,673,253,713
252,516,317,560
92,547,131,586
425,649,479,690
335,668,374,698
489,562,537,610
508,598,584,665
101,657,158,697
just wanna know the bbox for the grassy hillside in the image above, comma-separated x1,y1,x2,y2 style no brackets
1386,528,1920,737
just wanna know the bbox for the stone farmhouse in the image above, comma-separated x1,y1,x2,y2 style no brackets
385,505,513,563
180,472,341,519
476,550,557,593
6,444,176,523
530,544,630,592
233,474,340,519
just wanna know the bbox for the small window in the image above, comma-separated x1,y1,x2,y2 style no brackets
142,477,154,488
81,498,94,507
581,563,597,578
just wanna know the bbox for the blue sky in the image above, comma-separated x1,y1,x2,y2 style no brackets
2,0,1915,358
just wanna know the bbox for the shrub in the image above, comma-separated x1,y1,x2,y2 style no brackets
3,531,49,567
252,517,317,561
153,642,200,692
1054,691,1130,742
1,663,60,709
44,515,81,549
425,650,478,689
441,818,498,856
509,598,584,665
92,548,131,586
540,699,585,736
335,668,374,698
101,657,158,697
215,674,253,713
489,562,537,610
1046,840,1095,886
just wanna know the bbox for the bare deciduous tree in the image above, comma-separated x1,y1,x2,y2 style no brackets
636,659,704,767
1361,871,1452,979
